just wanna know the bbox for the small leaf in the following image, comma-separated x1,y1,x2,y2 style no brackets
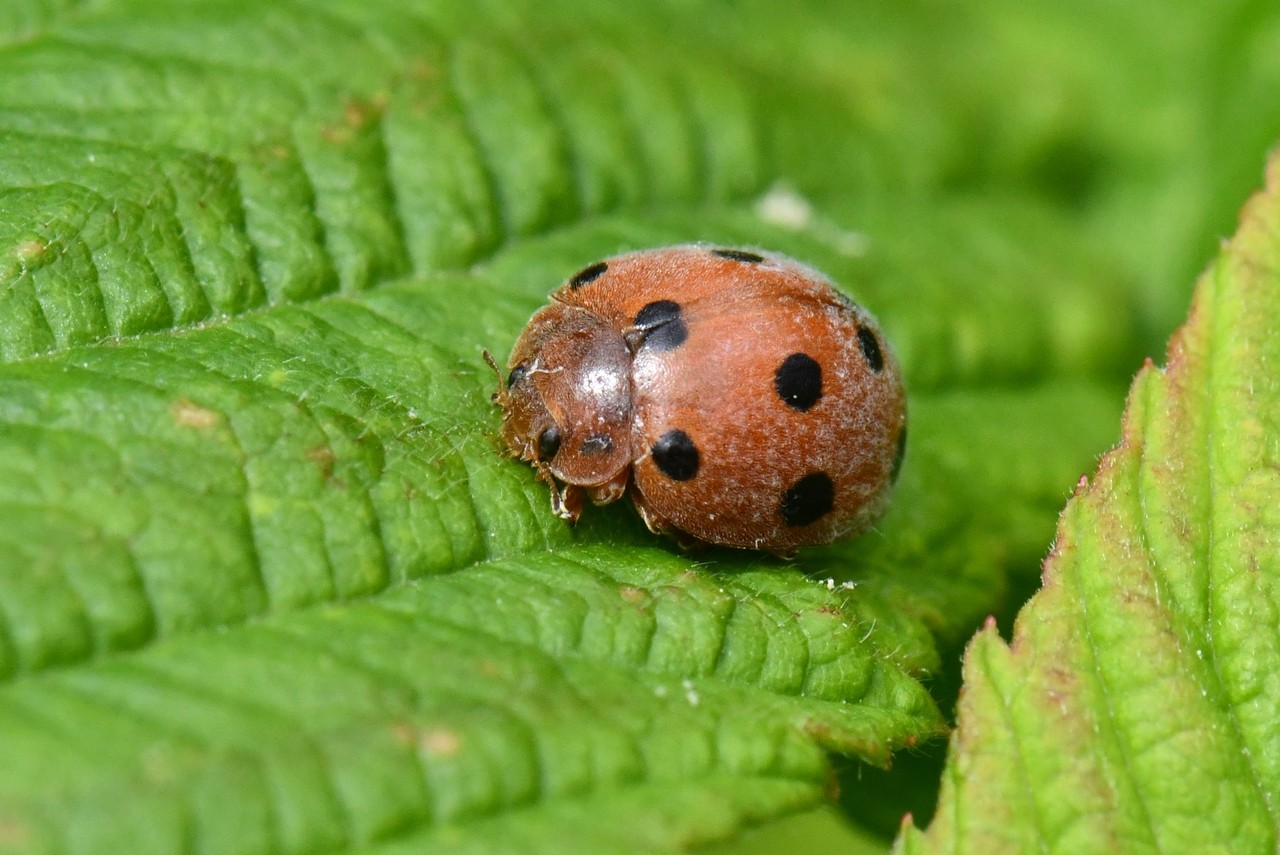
898,152,1280,853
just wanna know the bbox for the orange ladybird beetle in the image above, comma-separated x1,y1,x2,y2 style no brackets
488,244,907,555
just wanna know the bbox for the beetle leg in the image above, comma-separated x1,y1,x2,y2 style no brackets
551,482,585,522
535,462,583,522
587,471,630,506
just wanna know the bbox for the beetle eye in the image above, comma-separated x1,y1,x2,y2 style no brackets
537,426,562,460
507,364,528,388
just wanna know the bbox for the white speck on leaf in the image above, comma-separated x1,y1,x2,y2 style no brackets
682,679,700,707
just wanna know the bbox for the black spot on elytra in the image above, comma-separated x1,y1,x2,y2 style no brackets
712,248,765,263
857,327,884,373
651,429,699,481
891,424,907,482
580,434,613,455
630,300,688,351
507,363,528,388
537,426,562,460
569,261,608,289
780,472,835,527
774,353,823,411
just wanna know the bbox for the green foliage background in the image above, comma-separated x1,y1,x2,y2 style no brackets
0,1,1277,853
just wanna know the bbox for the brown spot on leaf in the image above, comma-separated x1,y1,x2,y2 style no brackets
171,397,219,429
323,97,386,143
824,767,842,801
14,239,46,268
408,58,438,83
306,445,336,480
343,97,384,128
619,585,648,605
803,719,832,741
420,727,462,757
0,817,31,848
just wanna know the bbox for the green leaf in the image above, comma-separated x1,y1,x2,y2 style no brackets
897,153,1280,854
0,1,1170,852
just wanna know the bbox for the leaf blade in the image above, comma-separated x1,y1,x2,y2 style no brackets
899,152,1280,855
0,547,941,854
0,1,1177,851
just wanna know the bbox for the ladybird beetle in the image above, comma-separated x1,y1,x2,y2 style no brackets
488,244,906,555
